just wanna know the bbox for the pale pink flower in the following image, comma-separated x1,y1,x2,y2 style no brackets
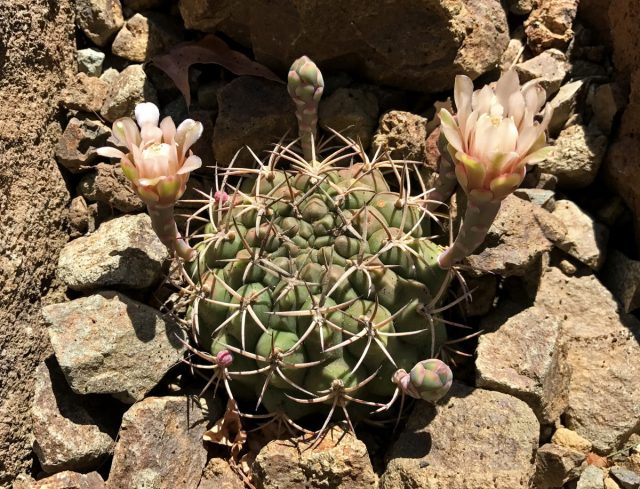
97,102,203,207
439,71,553,204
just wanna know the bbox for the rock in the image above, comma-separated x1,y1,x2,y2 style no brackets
524,0,579,54
609,0,640,75
601,250,640,313
61,73,109,112
179,0,508,92
515,49,568,97
533,443,585,488
461,274,498,317
578,465,606,489
592,83,626,135
372,110,429,161
101,64,158,122
78,163,144,212
67,196,98,237
75,0,124,47
552,427,593,454
319,87,379,150
57,213,166,291
610,467,640,489
501,28,526,72
213,77,296,166
535,267,640,453
253,426,377,489
381,384,539,488
107,396,212,489
548,80,586,136
14,471,105,489
607,477,623,489
551,200,609,270
513,188,556,211
100,67,119,85
77,48,105,77
31,358,115,473
42,291,186,403
55,117,112,173
198,80,225,111
476,304,570,425
111,13,182,63
508,0,533,15
198,458,243,489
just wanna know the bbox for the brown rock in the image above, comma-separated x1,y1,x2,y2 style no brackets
319,88,379,150
75,0,124,47
61,73,109,113
78,163,144,213
548,80,586,136
515,49,568,96
100,64,158,122
609,0,640,75
533,443,585,488
579,0,612,44
14,471,105,489
107,396,211,489
553,427,593,454
461,273,498,317
592,83,626,135
55,117,112,173
372,110,429,162
112,13,183,63
525,0,579,54
602,250,640,313
198,458,243,489
67,196,98,237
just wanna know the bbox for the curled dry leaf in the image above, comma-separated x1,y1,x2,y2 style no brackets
203,399,247,461
152,35,283,106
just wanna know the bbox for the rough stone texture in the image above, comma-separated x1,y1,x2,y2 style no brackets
533,443,585,488
213,77,296,166
508,0,533,15
524,0,579,54
67,196,98,238
107,396,210,489
253,426,378,489
100,64,158,122
111,13,182,63
535,267,640,453
31,358,115,473
75,0,124,47
515,49,568,97
381,384,540,489
552,200,609,270
513,188,556,211
610,467,640,489
592,83,626,135
548,80,586,136
100,67,120,85
578,465,606,489
13,471,105,489
55,117,112,173
60,73,109,113
461,274,498,317
0,0,74,483
77,48,105,77
477,304,570,425
501,29,526,72
57,213,166,291
179,0,509,92
198,458,243,489
42,292,186,403
607,477,624,489
552,427,593,454
372,110,429,162
609,0,640,76
78,163,145,213
538,124,608,189
602,249,640,313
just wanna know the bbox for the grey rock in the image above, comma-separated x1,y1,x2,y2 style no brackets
75,0,124,47
319,87,379,150
112,13,182,63
610,467,640,489
100,67,120,85
533,443,585,488
77,48,105,77
515,49,568,96
577,465,606,489
548,80,586,136
538,124,608,188
42,292,186,403
101,64,158,122
55,117,111,173
31,359,115,473
13,471,105,489
535,267,640,453
372,110,429,161
78,163,144,213
57,213,166,291
477,304,570,425
107,396,212,489
552,200,609,270
61,73,109,113
381,384,539,489
602,250,640,313
513,188,556,211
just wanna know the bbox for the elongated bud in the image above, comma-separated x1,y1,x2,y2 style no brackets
216,350,233,368
408,359,453,403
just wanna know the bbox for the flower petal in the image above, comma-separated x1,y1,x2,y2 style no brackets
141,125,163,145
455,151,486,191
495,70,520,110
135,102,160,128
177,154,202,174
96,147,125,159
160,116,176,144
156,176,182,200
439,109,464,153
175,119,204,156
112,118,140,149
136,185,160,203
121,160,139,182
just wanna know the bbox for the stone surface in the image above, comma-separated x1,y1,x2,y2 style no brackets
112,13,182,63
538,124,608,189
548,80,586,136
461,274,498,317
602,250,640,313
552,200,609,270
592,83,626,135
477,304,570,425
524,0,579,54
609,0,640,76
535,267,640,453
372,110,429,162
57,213,167,291
610,467,640,489
55,117,111,173
501,29,526,72
14,471,105,489
515,49,568,96
77,48,105,77
578,465,606,489
508,0,533,14
253,426,377,489
381,384,539,488
513,188,556,211
100,64,158,122
31,358,115,473
67,196,98,237
198,458,243,489
78,163,144,213
107,396,210,489
552,427,593,454
100,67,119,85
42,291,186,403
533,443,585,488
213,77,296,166
75,0,124,47
61,73,109,113
179,0,509,92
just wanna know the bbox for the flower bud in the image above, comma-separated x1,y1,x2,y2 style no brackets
409,359,453,403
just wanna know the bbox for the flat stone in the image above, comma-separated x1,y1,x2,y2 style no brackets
477,304,570,425
75,0,124,47
535,267,640,453
552,427,593,454
513,188,556,211
578,465,606,489
78,163,144,213
533,443,585,488
77,48,105,77
524,0,579,54
610,467,640,489
319,87,379,150
112,13,182,63
253,426,377,489
55,117,112,173
381,384,539,489
538,124,608,188
372,110,429,161
548,80,586,136
515,49,568,97
61,73,109,113
552,200,609,270
31,358,115,473
198,458,243,489
601,250,640,313
107,396,211,489
42,292,186,403
101,64,158,122
13,471,105,489
57,213,167,291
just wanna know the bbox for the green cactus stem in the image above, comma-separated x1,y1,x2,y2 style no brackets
147,204,197,262
427,131,459,212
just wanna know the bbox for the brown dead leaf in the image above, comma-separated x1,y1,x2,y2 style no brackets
586,452,611,468
152,35,283,106
203,399,247,461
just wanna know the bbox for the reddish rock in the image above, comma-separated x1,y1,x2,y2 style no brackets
609,0,640,75
14,471,105,489
61,73,109,113
55,117,111,173
525,0,578,54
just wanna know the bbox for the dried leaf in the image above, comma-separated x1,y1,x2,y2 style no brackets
203,399,247,460
152,35,283,106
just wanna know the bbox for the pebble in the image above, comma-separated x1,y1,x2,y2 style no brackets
552,427,593,454
533,443,585,488
111,13,182,63
75,0,124,47
577,465,606,489
610,467,640,489
548,80,586,136
77,48,105,77
516,49,568,96
372,110,429,161
78,163,144,213
61,73,109,113
55,117,111,173
100,64,158,122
